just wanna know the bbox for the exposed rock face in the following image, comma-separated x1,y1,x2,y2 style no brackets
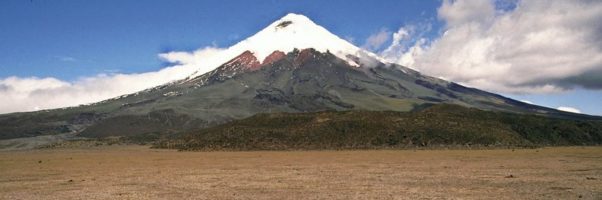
217,49,328,75
294,48,318,66
222,50,261,72
262,51,286,66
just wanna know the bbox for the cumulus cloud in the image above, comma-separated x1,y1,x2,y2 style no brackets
363,28,391,51
438,0,495,27
382,0,602,94
381,23,432,68
557,106,581,114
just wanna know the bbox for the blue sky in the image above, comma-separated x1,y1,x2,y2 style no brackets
0,0,601,115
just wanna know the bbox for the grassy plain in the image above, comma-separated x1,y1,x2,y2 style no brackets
0,146,600,199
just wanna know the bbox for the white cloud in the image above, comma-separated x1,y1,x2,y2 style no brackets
381,27,411,59
382,0,602,94
437,0,495,27
557,106,581,114
363,28,391,51
0,45,240,114
381,22,433,69
0,69,192,114
0,56,207,114
158,46,247,78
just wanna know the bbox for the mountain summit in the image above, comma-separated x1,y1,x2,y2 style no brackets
0,13,593,143
228,13,371,61
186,13,381,78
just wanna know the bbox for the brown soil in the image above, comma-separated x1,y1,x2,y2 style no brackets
0,146,600,199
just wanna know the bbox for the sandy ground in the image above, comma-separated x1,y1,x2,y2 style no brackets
0,146,600,200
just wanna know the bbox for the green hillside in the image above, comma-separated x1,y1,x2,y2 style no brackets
156,104,602,151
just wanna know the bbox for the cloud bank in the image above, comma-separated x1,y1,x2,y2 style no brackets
0,46,236,114
0,64,198,114
382,0,602,94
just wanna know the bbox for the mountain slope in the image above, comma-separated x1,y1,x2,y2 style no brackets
0,13,599,143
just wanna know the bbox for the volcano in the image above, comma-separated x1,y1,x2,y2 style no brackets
0,13,597,144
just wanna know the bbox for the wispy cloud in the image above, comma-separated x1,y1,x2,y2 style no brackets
363,28,391,51
56,56,77,62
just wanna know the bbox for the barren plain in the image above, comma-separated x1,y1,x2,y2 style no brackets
0,146,600,199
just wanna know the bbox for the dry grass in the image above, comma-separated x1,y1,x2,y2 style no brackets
0,146,600,199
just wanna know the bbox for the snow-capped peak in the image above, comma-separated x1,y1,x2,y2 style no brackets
233,13,375,63
186,13,384,78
